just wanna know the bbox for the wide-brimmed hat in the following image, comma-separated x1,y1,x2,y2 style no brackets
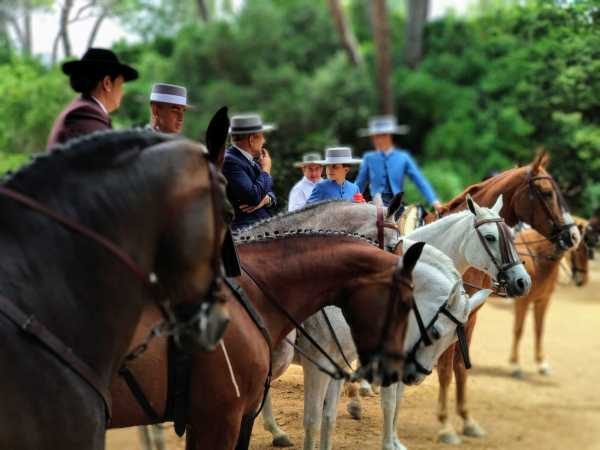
293,152,323,168
62,48,138,81
150,83,193,107
229,114,276,135
358,115,409,137
318,147,362,165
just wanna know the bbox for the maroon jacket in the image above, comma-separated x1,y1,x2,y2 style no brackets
47,96,112,150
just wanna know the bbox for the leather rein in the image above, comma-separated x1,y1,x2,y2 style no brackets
0,158,224,422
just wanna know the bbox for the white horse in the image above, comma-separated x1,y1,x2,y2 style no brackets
248,195,528,450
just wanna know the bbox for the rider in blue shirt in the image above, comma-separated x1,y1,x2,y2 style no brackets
355,116,442,212
306,147,361,204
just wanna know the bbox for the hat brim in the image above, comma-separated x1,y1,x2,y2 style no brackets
229,123,276,135
358,125,409,137
293,161,324,168
62,60,139,82
317,159,362,165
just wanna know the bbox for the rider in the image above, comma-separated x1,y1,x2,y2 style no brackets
306,147,362,204
355,115,442,213
147,83,191,134
288,152,323,211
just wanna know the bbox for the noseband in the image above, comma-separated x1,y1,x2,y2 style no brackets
406,300,471,376
0,155,226,421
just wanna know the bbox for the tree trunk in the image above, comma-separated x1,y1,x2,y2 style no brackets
22,0,32,56
405,0,429,69
371,0,394,114
59,0,74,58
197,0,209,21
87,9,107,48
327,0,362,66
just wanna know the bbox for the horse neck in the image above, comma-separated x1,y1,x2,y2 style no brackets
407,212,472,273
0,166,167,383
237,236,394,344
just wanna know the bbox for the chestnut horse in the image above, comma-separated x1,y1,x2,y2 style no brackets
510,223,589,378
0,130,231,450
424,152,580,444
109,231,424,450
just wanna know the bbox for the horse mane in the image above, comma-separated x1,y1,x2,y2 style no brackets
1,129,175,193
235,227,378,247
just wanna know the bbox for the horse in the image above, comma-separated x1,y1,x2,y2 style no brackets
109,231,424,450
510,221,590,378
241,194,527,450
0,129,231,450
424,151,581,445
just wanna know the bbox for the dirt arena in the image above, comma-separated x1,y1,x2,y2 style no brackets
107,259,600,450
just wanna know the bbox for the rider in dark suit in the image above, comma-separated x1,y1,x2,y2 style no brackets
222,114,277,230
47,48,138,149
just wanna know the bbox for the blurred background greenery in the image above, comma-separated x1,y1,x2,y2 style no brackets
0,0,598,215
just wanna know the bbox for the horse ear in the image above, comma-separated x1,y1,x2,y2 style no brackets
468,289,492,313
531,149,550,174
386,192,404,220
205,106,229,169
466,194,477,216
491,194,504,215
401,241,425,276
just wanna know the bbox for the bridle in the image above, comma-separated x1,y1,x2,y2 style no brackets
0,155,226,421
405,299,471,375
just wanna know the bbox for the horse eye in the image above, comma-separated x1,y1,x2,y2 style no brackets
485,234,497,243
431,327,441,340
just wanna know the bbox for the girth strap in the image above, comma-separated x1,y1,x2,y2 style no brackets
118,364,161,422
0,294,112,421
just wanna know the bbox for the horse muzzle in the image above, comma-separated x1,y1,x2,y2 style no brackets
173,301,231,353
357,353,402,387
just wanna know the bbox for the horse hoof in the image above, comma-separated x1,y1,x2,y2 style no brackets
511,368,524,379
359,385,375,397
347,401,362,420
438,431,462,445
538,362,552,376
272,435,294,447
463,421,486,438
393,437,408,450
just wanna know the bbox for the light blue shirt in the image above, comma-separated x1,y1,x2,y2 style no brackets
355,148,438,204
306,179,360,204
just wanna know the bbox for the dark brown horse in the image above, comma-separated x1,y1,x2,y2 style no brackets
0,130,231,450
423,152,580,444
510,224,589,379
109,232,425,450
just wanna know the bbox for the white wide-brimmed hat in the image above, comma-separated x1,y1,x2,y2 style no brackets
150,83,193,107
229,113,276,135
293,152,323,168
318,147,362,165
358,115,409,137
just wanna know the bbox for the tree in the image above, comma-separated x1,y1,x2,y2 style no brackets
0,0,52,57
326,0,362,66
404,0,429,68
371,0,394,114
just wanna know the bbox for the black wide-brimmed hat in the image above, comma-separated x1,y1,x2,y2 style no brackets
62,48,139,81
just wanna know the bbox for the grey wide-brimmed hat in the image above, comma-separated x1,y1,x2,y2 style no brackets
150,83,192,107
317,147,362,165
293,152,323,168
358,115,409,137
229,113,276,135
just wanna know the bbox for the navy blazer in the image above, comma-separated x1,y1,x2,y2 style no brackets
47,96,111,150
222,146,277,230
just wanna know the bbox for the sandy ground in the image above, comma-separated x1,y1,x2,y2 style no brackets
107,260,600,450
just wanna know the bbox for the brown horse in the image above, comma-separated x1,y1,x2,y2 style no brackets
109,232,425,450
0,130,231,450
510,223,589,378
423,152,580,444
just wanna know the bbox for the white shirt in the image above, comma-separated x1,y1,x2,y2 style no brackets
233,144,255,163
90,96,108,116
288,176,320,212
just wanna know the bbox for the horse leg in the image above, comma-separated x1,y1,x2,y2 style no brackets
320,378,343,450
261,390,293,447
359,379,376,397
380,383,408,450
344,381,363,420
456,313,485,438
186,408,244,450
436,344,461,444
235,414,257,450
510,298,529,378
138,426,153,450
533,298,552,375
303,362,331,450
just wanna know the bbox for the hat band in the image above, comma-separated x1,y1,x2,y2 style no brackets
230,124,263,133
150,93,187,106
